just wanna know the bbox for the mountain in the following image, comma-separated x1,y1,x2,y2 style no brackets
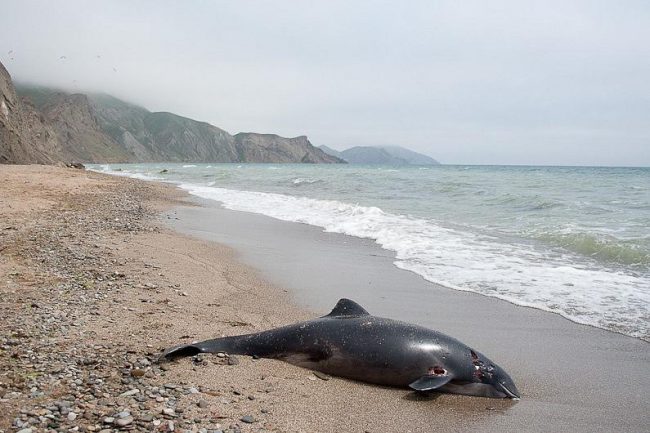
40,92,132,162
2,60,343,165
235,133,341,163
319,145,439,165
317,145,343,159
376,146,439,165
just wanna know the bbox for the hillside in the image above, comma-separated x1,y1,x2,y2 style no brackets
319,145,439,165
235,133,341,163
1,60,343,165
0,64,63,164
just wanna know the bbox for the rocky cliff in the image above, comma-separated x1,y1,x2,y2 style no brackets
234,133,342,163
0,63,63,164
39,92,131,162
1,60,344,165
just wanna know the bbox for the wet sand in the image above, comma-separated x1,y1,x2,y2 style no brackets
1,165,648,433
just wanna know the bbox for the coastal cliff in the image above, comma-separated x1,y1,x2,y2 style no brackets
0,63,63,164
234,133,342,164
0,61,343,165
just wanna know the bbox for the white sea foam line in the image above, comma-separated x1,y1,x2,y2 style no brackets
88,166,165,181
180,183,650,340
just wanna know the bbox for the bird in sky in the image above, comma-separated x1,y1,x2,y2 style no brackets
59,55,67,60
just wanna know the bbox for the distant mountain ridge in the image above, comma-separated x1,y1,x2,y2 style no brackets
319,145,439,165
1,60,343,165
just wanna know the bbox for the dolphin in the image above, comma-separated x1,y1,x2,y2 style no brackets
161,299,520,399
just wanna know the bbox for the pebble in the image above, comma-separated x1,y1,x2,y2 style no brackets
119,388,140,397
227,356,239,366
115,415,134,427
162,407,175,416
103,417,115,424
131,368,146,377
240,415,255,424
68,411,78,421
197,400,208,409
17,429,33,433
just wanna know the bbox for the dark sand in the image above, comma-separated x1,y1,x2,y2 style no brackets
169,198,650,433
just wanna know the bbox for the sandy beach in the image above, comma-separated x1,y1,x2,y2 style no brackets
1,165,648,433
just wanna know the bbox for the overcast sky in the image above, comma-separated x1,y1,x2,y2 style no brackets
1,1,649,166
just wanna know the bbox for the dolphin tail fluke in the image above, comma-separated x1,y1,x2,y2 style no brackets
158,335,248,362
159,343,205,361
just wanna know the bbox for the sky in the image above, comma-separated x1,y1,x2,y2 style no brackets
1,0,649,166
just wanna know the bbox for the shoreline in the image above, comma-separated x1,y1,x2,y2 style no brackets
170,193,650,432
173,195,643,343
1,165,648,433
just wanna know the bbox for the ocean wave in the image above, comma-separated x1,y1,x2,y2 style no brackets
291,177,322,186
179,184,650,341
534,231,650,268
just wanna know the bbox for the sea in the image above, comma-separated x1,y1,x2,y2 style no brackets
90,163,650,341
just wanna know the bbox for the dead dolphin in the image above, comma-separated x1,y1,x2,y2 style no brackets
161,299,520,399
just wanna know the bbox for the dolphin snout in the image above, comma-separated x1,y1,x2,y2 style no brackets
497,381,520,399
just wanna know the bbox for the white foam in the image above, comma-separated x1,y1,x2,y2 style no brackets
182,164,197,168
87,166,164,181
292,177,320,185
180,184,650,340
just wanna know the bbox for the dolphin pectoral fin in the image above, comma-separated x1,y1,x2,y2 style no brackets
323,298,370,318
158,343,204,361
409,375,453,392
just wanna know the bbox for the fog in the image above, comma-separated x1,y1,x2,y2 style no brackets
1,1,649,166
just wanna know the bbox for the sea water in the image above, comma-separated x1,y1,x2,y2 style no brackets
90,163,650,341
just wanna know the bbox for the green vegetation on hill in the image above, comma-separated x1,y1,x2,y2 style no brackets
7,79,343,164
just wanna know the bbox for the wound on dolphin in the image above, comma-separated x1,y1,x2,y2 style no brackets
160,298,521,399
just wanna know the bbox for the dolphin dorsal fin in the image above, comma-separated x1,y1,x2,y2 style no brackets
324,298,370,318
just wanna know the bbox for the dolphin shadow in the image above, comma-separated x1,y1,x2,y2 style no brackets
402,391,519,412
402,391,444,402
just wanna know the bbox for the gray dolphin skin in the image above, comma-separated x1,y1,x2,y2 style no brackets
161,299,520,399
